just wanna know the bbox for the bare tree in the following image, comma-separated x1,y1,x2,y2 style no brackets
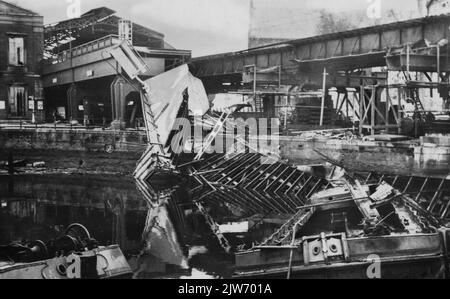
420,0,450,15
315,10,357,35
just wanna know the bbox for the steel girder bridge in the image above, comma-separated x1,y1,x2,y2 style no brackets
189,14,450,135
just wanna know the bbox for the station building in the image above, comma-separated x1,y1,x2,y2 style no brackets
42,7,191,128
0,1,44,122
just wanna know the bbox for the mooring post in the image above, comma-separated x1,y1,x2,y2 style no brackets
285,94,289,130
320,67,328,127
286,223,298,279
437,44,440,83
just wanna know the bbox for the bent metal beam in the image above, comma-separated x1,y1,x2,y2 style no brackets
189,14,450,88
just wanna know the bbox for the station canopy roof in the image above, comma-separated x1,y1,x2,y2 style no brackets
44,7,168,58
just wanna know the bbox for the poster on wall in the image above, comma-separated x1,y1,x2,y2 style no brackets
37,101,44,110
57,106,66,119
0,101,5,110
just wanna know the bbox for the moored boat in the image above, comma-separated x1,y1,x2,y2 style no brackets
233,183,450,279
0,223,132,279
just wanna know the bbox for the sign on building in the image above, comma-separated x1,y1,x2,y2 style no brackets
28,96,35,110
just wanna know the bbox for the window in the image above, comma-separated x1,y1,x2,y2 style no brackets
8,37,25,66
8,86,27,117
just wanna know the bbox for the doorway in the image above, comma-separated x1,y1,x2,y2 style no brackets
8,86,27,117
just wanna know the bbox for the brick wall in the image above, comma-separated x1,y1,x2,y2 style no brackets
0,11,43,121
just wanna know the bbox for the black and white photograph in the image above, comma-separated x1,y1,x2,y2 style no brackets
0,0,449,283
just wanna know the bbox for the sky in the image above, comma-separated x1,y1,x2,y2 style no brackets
9,0,439,57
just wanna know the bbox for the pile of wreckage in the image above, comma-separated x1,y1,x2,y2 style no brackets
162,151,449,279
132,65,450,278
106,42,450,279
0,224,132,279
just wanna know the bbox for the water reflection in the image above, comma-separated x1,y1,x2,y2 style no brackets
0,173,234,278
0,174,147,254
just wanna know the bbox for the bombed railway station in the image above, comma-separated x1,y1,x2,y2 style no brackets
42,7,191,129
1,0,450,281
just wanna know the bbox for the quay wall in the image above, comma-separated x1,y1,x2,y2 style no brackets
0,128,449,178
258,134,450,178
0,128,148,153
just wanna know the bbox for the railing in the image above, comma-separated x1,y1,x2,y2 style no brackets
0,120,149,152
44,35,121,65
0,119,146,132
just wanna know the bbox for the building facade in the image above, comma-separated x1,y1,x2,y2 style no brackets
0,1,44,122
42,7,191,129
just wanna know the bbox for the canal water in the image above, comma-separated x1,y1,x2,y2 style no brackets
0,173,228,278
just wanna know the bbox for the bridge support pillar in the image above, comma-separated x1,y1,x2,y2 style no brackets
111,76,135,130
67,83,82,123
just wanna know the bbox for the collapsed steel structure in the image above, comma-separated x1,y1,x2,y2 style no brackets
176,152,450,250
189,153,327,215
182,153,329,252
190,14,450,136
107,32,450,278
